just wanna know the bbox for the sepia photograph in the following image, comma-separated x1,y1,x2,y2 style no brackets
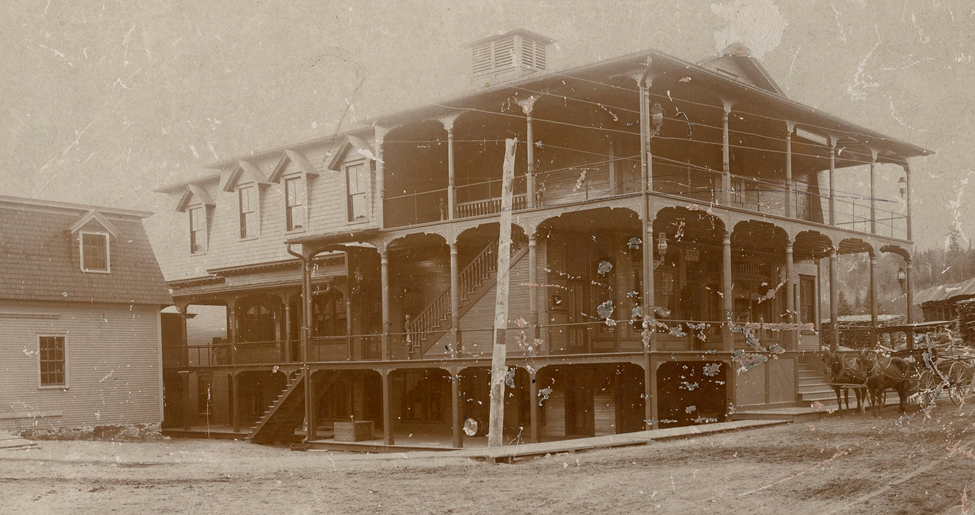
2,0,975,513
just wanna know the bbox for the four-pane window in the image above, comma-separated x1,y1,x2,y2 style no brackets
238,185,257,239
285,177,305,231
189,206,205,254
39,336,66,387
346,164,368,221
80,232,109,272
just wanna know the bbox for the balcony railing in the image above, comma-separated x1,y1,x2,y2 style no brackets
381,159,906,238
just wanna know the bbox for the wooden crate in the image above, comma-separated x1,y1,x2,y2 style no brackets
333,421,374,442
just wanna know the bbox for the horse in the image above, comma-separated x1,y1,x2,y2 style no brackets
858,350,913,416
822,350,866,414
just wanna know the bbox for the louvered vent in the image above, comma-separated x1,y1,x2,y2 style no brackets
469,29,553,83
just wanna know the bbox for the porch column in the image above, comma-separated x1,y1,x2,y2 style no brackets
829,249,839,351
231,372,241,433
451,370,463,448
529,369,541,443
284,297,292,363
722,231,733,351
646,357,657,430
870,254,879,345
785,122,794,218
227,297,238,366
375,127,387,229
450,243,461,357
346,295,354,360
381,251,390,361
608,141,617,193
382,370,394,445
523,102,536,208
905,165,913,241
829,140,836,226
785,242,796,350
722,102,732,206
869,152,877,235
181,372,192,431
528,236,538,343
906,261,914,324
445,118,456,219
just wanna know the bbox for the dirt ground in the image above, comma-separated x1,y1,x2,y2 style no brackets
2,401,975,515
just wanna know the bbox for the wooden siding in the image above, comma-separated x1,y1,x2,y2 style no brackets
157,138,379,282
0,301,162,431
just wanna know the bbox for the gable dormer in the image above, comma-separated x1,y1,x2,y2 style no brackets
69,210,119,273
174,184,215,254
325,136,375,172
270,150,319,233
222,160,269,192
698,43,786,97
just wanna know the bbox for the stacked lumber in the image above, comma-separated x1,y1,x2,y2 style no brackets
959,298,975,345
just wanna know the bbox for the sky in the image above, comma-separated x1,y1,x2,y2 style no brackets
2,0,973,253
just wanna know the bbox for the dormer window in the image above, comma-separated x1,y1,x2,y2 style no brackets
189,205,206,254
80,232,110,273
239,184,258,239
285,176,305,231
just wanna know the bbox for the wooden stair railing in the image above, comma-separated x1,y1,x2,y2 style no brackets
406,240,498,347
247,371,304,444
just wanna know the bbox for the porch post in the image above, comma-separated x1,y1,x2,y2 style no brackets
829,249,839,351
450,243,461,357
374,127,387,229
829,140,836,226
446,120,456,220
181,372,192,431
869,152,877,235
722,230,734,351
785,242,796,350
232,372,241,433
904,165,913,241
382,370,394,445
451,370,463,448
906,260,914,324
227,297,238,366
528,236,538,343
523,102,536,208
870,253,879,345
529,369,541,443
381,251,390,361
785,122,794,218
722,102,732,206
284,296,292,363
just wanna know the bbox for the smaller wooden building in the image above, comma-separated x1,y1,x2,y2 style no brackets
0,196,171,432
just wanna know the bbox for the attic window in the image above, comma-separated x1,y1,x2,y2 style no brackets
80,232,110,273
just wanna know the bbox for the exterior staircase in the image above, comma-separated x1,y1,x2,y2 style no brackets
247,371,350,444
247,371,305,444
797,360,840,409
405,239,529,356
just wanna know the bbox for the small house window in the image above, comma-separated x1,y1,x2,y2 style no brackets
189,205,206,254
39,336,66,387
80,232,109,272
285,176,305,231
239,184,257,239
800,275,816,327
346,163,369,221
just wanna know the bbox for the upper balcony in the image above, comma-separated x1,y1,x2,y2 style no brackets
375,47,929,243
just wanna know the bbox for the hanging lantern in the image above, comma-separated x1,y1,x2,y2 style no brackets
657,232,668,256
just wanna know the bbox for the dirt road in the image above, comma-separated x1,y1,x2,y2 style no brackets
2,401,974,514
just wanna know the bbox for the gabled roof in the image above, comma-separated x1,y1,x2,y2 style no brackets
325,136,375,171
697,43,786,97
69,210,120,239
914,278,975,306
222,160,269,192
269,149,320,182
0,196,171,305
175,184,216,212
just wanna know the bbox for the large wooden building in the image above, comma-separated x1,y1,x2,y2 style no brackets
154,31,929,447
0,196,171,432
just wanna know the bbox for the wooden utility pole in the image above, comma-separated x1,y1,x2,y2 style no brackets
488,138,517,448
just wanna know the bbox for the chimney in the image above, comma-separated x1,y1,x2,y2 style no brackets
468,29,555,89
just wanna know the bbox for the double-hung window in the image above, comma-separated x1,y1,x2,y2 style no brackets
346,163,368,221
80,232,109,272
38,336,66,387
189,206,206,254
285,176,305,231
239,185,257,239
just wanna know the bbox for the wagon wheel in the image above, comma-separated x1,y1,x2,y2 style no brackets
918,370,937,407
948,363,969,404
